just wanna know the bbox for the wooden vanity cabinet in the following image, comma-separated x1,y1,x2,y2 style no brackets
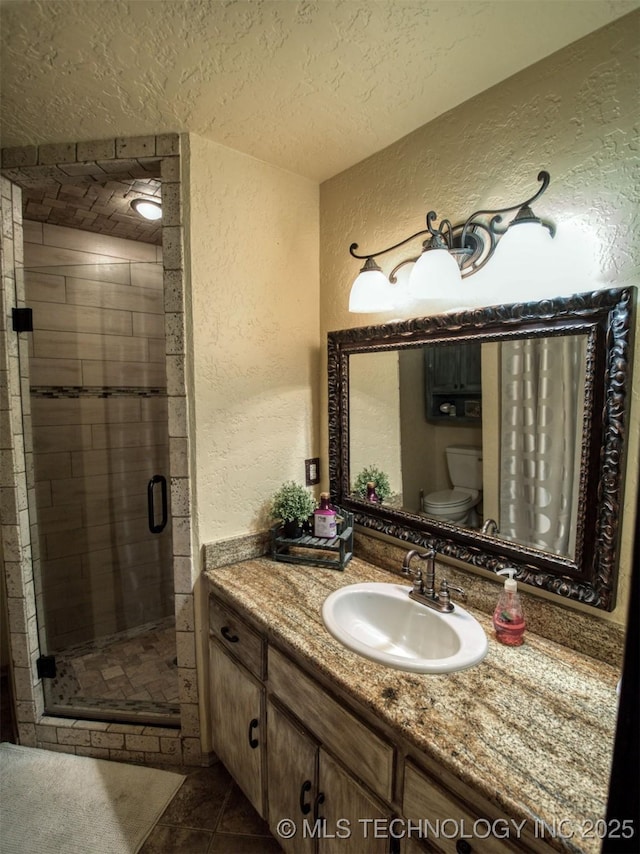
208,607,266,818
267,699,318,854
402,761,521,854
209,596,265,678
319,750,391,854
267,698,391,854
268,645,394,803
208,589,552,854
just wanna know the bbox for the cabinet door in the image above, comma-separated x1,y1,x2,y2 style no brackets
209,640,265,817
267,699,318,854
458,342,482,392
403,761,518,854
426,346,460,392
269,646,394,802
318,749,391,854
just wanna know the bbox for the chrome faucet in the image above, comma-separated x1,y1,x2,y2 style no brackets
481,518,498,535
401,549,466,613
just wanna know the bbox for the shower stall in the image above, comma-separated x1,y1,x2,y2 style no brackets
23,242,178,725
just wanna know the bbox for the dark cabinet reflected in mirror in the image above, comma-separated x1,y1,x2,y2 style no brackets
329,289,634,611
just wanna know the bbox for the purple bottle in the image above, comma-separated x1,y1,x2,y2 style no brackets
366,481,379,503
313,492,337,538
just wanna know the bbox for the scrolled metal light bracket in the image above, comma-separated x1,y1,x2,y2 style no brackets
349,170,555,280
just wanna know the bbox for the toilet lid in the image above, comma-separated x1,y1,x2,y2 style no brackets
423,489,473,511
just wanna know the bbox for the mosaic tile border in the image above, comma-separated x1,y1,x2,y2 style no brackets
31,385,167,399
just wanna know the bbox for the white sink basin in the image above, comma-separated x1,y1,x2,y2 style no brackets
322,582,488,674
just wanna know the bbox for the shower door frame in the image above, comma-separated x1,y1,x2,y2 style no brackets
0,135,203,765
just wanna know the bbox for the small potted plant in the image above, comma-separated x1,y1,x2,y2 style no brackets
352,465,391,503
270,481,316,539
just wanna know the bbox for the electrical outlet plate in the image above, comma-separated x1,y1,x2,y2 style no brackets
305,457,320,486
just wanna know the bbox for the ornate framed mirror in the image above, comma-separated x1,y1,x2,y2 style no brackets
328,288,635,610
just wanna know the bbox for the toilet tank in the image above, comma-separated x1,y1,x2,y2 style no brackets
446,445,483,490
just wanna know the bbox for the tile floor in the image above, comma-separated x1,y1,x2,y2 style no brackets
140,760,283,853
0,687,282,854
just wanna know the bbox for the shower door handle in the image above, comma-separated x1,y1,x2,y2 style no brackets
147,475,168,534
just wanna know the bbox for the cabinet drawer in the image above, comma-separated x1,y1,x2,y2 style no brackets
268,645,394,802
209,596,265,679
403,761,519,854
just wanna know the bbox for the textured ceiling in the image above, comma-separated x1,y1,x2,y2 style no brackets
1,0,638,183
15,164,163,245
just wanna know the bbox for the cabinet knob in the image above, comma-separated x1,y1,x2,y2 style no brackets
221,625,239,643
456,840,473,854
299,780,312,815
248,718,259,748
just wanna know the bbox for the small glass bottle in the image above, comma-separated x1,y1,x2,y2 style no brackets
313,492,337,538
366,481,379,503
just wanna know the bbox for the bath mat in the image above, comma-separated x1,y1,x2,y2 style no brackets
0,742,185,853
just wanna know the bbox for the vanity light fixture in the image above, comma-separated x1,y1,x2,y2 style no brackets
130,198,163,221
348,170,555,312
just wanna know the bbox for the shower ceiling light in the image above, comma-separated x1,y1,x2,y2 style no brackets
130,198,163,221
348,170,555,312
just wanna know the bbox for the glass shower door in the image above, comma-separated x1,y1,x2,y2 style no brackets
23,257,178,725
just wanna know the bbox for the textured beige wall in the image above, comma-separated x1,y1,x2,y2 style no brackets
186,135,320,543
320,13,640,624
349,351,402,499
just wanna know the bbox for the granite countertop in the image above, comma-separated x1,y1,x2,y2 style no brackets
205,556,620,854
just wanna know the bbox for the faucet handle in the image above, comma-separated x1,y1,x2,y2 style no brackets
412,569,424,595
439,578,467,610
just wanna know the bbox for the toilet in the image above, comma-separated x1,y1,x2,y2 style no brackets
421,445,483,525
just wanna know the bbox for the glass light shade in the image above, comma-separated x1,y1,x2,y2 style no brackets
130,199,162,220
390,263,415,312
543,220,599,294
348,268,394,312
486,221,555,299
408,248,462,298
494,220,553,260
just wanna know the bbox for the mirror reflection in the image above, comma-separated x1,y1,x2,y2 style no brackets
349,334,587,560
330,288,633,610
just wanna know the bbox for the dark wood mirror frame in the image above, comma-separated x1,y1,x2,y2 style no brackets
328,288,635,611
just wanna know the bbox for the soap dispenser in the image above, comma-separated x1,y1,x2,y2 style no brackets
492,568,525,646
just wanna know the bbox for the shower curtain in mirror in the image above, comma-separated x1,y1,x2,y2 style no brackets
499,335,585,556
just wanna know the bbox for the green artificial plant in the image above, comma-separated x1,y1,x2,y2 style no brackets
270,481,316,525
352,465,391,503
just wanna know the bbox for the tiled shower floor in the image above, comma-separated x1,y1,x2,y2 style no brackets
46,616,180,723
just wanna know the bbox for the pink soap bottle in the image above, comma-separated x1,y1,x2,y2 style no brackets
313,492,337,538
492,568,526,646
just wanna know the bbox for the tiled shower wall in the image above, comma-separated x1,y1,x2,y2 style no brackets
24,222,173,651
1,135,203,765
